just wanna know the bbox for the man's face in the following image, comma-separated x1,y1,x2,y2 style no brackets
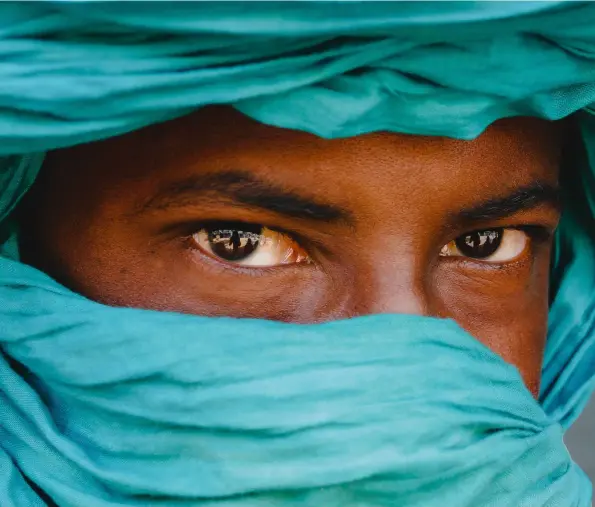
20,107,562,395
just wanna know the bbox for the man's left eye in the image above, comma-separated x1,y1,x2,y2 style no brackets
192,222,311,267
439,228,529,262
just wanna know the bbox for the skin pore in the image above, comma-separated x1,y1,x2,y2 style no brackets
19,107,563,396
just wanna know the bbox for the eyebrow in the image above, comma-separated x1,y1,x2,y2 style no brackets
138,170,351,223
454,182,560,224
139,170,559,226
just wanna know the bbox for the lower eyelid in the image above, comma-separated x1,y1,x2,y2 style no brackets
185,238,290,277
188,225,313,269
441,227,545,264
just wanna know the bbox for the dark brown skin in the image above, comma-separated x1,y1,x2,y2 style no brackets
19,107,563,396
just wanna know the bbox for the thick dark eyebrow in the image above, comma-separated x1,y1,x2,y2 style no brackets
138,170,351,223
454,182,560,224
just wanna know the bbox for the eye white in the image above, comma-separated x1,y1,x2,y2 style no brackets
194,228,310,267
440,229,529,262
481,229,528,262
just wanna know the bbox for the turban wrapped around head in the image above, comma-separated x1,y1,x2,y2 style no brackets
1,3,595,506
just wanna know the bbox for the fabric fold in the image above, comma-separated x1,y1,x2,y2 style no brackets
1,2,595,505
0,262,590,506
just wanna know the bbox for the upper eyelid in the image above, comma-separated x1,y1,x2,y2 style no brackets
441,216,557,244
181,217,554,264
189,232,313,273
446,225,553,248
196,220,334,258
454,224,552,236
442,226,548,264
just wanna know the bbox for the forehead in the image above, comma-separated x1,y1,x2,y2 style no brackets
44,106,562,214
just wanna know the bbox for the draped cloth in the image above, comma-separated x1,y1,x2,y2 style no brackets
1,2,595,506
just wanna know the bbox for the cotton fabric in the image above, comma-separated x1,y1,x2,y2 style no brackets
1,2,595,506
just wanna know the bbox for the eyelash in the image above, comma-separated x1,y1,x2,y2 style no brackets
444,224,552,267
184,220,311,248
184,220,552,265
183,220,316,269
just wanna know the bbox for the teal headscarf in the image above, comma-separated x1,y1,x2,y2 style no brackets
2,2,595,506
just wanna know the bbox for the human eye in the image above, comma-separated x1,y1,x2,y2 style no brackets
439,227,537,263
191,221,311,267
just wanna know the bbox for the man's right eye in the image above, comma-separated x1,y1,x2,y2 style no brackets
191,222,311,267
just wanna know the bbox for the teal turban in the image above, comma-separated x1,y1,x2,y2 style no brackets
2,2,595,506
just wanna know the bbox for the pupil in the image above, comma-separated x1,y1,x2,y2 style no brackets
455,229,502,258
207,225,263,261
